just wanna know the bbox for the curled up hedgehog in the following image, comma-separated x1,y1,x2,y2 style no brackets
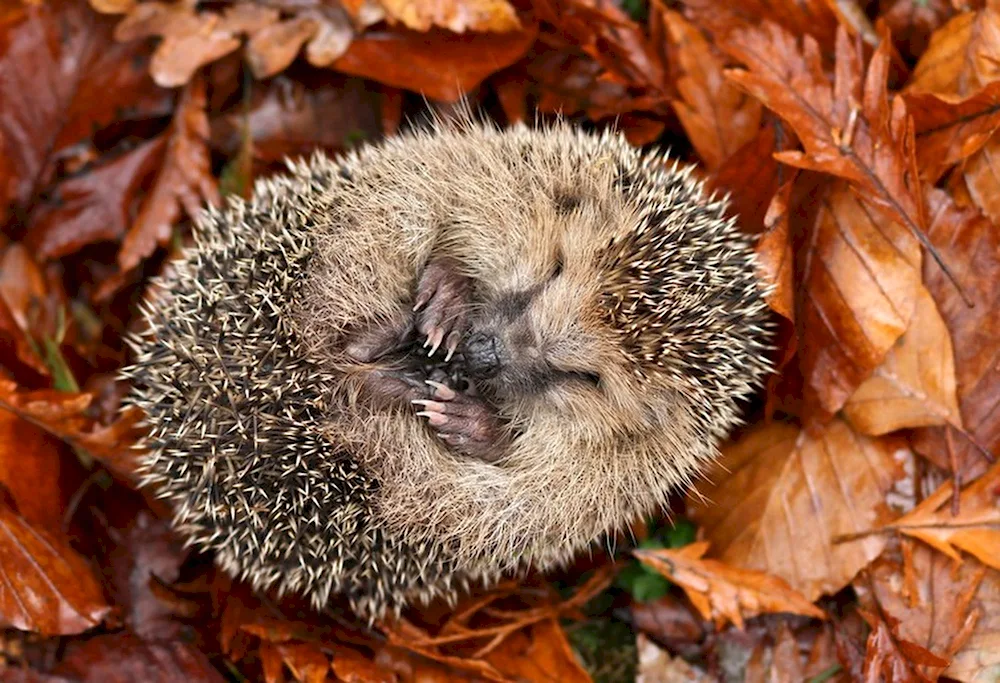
122,115,774,621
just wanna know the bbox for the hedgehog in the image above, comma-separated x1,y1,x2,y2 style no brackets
121,114,773,621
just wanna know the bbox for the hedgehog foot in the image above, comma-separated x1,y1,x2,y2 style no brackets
413,380,505,463
413,256,471,360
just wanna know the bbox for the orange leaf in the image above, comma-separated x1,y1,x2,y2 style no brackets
860,607,949,681
796,181,921,420
887,460,1000,570
484,618,591,682
687,419,906,602
275,642,329,683
331,24,537,102
843,284,963,435
945,567,1000,681
380,0,521,33
911,189,1000,480
0,498,111,635
634,541,825,630
660,8,761,170
907,0,1000,98
115,74,219,276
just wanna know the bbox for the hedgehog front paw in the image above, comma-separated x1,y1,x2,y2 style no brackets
413,380,504,463
413,256,471,360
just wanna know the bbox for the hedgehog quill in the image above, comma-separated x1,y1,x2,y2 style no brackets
122,117,774,621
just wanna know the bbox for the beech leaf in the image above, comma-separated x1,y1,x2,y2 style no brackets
634,541,825,630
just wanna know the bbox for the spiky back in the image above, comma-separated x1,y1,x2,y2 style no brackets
600,152,773,429
121,159,455,619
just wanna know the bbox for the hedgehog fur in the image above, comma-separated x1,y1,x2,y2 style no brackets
122,115,773,621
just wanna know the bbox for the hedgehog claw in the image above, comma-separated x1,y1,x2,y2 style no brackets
413,385,504,462
414,256,471,356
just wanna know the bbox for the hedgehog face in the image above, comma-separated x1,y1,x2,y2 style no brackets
461,255,630,402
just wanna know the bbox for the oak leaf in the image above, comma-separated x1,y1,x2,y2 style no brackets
659,8,761,170
634,541,825,630
843,284,962,436
115,75,218,277
687,419,906,602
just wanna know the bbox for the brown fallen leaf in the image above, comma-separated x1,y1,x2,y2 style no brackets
380,0,521,33
707,120,785,237
794,181,921,423
754,176,795,323
635,633,713,683
53,632,226,682
331,24,537,102
906,83,1000,184
856,540,983,681
115,75,219,277
634,541,825,630
958,133,1000,225
0,0,167,218
843,284,963,436
274,641,329,683
0,379,147,481
724,22,948,417
906,0,1000,98
25,138,166,262
687,419,906,602
860,607,949,682
881,0,957,60
911,189,999,480
659,8,761,170
944,566,1000,682
0,410,74,534
681,0,839,53
484,618,592,683
883,460,1000,571
0,497,111,635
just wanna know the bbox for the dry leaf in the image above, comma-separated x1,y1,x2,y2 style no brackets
886,460,1000,570
635,541,825,630
331,24,537,102
483,618,592,682
959,134,1000,225
660,8,761,170
116,75,218,276
380,0,521,33
906,83,1000,183
945,567,1000,682
688,419,906,602
0,497,112,635
907,0,1000,97
911,189,1000,480
860,606,949,682
856,540,984,681
843,284,962,435
54,633,226,681
635,633,713,683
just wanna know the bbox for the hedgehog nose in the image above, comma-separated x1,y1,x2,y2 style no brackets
464,332,501,379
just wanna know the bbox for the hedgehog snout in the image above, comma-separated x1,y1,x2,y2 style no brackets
463,332,502,379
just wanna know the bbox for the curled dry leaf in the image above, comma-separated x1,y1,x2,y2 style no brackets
881,0,957,60
843,284,962,436
796,181,921,422
856,541,983,681
115,76,218,278
659,8,761,170
906,0,1000,98
860,606,950,682
0,379,147,481
906,83,1000,184
911,189,1000,479
885,460,1000,571
0,497,111,635
25,138,166,262
687,419,906,602
483,618,592,683
635,541,825,630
